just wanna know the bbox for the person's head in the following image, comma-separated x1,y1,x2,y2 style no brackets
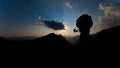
76,14,93,32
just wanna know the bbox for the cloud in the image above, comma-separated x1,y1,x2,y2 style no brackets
38,20,65,30
96,3,120,31
64,1,72,9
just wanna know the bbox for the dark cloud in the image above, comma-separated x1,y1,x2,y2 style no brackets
97,3,120,30
38,20,65,30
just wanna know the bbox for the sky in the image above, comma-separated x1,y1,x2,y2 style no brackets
0,0,120,37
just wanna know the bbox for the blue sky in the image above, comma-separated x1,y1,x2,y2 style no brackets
0,0,119,37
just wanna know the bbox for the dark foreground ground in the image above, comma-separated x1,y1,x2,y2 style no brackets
1,25,120,49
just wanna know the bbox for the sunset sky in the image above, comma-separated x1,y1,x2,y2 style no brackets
0,0,120,37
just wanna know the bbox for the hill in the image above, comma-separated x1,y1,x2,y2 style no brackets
0,33,71,48
1,25,120,49
75,25,120,49
93,25,120,49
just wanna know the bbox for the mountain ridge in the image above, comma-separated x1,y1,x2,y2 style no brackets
0,33,71,48
1,25,120,49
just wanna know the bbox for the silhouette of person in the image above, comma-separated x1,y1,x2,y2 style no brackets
76,14,93,46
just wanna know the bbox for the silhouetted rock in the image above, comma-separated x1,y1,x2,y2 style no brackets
76,14,93,31
75,14,93,48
